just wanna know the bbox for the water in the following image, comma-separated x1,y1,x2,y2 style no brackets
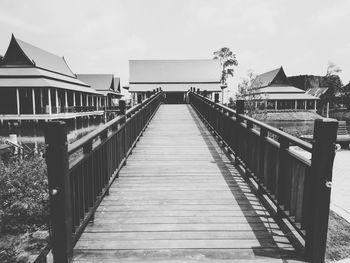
264,120,315,137
0,119,105,152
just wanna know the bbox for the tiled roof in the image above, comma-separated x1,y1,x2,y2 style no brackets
0,67,88,86
0,77,100,94
113,77,121,92
255,85,305,94
76,74,114,91
259,93,319,100
305,87,329,98
129,59,221,83
252,67,282,88
13,36,76,77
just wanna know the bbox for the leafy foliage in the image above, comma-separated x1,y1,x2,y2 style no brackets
213,47,238,85
235,70,265,116
325,62,343,96
0,157,49,234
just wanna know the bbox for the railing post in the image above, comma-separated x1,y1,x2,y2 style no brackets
245,120,254,176
305,118,338,263
276,134,289,214
119,99,126,115
44,121,72,263
258,127,268,194
234,100,244,166
236,100,244,122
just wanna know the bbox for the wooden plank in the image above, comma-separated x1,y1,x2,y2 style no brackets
75,239,294,250
72,105,304,262
78,231,289,241
73,248,302,262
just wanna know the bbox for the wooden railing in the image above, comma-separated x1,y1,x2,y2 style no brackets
189,91,337,263
44,92,163,262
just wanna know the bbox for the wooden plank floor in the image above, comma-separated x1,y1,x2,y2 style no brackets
73,104,305,262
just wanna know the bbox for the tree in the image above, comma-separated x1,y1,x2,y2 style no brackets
213,47,238,86
323,62,343,108
235,70,265,116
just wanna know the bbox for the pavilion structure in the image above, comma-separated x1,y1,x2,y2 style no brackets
76,74,123,109
129,59,222,104
0,34,105,122
247,67,319,110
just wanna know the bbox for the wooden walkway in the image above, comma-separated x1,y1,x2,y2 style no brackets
73,105,305,262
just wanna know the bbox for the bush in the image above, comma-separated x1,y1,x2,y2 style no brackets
0,157,49,234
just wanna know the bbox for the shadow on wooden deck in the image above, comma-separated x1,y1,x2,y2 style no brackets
189,106,305,262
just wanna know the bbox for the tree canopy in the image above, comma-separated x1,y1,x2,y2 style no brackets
213,47,238,86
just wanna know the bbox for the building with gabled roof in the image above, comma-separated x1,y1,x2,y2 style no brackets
129,59,221,104
76,74,123,109
246,67,319,110
0,34,104,121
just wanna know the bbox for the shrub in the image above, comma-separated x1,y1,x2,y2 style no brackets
0,157,49,234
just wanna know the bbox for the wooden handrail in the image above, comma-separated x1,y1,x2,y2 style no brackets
68,93,162,155
189,91,337,263
44,91,164,262
191,92,313,151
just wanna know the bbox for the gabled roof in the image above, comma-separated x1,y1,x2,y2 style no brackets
129,59,221,83
113,77,121,92
252,67,290,88
2,35,76,77
76,74,122,97
305,87,329,98
76,74,114,91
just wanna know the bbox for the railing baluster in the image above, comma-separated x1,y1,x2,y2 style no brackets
305,119,338,262
44,121,72,263
188,92,338,263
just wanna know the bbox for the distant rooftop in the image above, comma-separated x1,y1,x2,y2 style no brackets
77,74,122,97
129,59,221,83
77,74,115,91
252,67,290,88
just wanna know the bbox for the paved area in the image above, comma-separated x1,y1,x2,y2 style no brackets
331,150,350,223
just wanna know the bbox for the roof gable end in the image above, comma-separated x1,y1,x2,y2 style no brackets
113,77,121,92
252,67,290,88
2,35,34,66
270,67,290,86
6,35,76,77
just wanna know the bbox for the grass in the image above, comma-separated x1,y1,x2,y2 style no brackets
326,210,350,262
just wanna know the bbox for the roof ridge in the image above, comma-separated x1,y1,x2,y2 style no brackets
15,36,63,60
256,67,281,77
12,35,76,78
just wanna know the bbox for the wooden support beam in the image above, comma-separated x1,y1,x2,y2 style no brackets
305,118,338,262
48,88,52,115
16,88,20,115
65,90,68,109
55,89,59,109
73,92,76,107
32,88,36,115
44,122,72,263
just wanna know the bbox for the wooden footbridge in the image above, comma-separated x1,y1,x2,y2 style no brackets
44,91,338,263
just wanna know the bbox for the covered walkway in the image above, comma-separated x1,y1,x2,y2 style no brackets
72,105,305,262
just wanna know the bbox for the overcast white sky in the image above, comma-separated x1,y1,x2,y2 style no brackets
1,0,349,96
